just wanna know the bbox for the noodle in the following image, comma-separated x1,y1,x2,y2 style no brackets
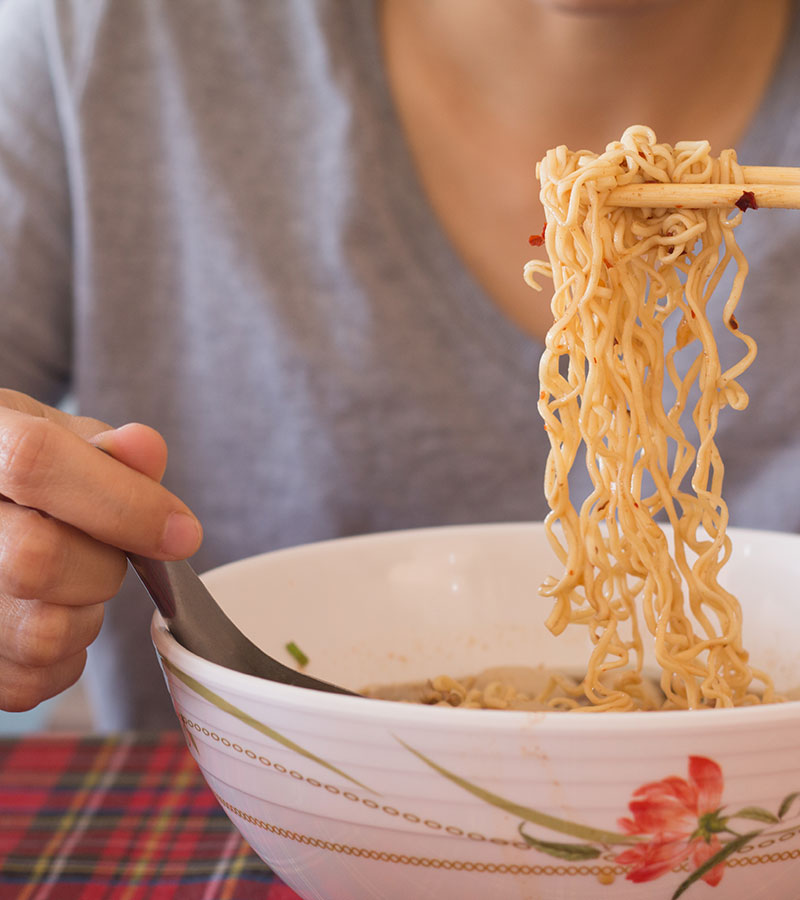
524,125,774,711
366,126,778,712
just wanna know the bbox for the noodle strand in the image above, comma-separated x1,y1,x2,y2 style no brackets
525,126,774,711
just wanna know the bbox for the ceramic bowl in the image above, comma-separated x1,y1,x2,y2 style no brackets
151,523,800,900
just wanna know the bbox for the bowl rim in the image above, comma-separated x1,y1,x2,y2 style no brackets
150,520,800,735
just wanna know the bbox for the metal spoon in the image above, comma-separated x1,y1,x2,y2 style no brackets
129,552,358,696
92,446,355,695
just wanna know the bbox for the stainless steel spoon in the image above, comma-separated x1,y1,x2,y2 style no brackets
93,446,355,695
129,552,358,696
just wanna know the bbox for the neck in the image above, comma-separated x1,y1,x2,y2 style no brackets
382,0,791,153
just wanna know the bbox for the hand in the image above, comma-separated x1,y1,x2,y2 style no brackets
0,390,202,712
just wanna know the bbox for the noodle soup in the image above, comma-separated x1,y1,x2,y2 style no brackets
151,128,800,897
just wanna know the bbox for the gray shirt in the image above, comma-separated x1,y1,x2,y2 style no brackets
1,0,799,728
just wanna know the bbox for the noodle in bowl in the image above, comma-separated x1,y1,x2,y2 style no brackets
152,522,800,900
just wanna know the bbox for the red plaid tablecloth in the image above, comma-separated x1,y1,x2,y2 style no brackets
0,733,302,899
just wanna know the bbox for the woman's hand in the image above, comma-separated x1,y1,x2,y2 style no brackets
0,390,202,711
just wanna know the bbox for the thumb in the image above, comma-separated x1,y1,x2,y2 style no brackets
90,423,169,482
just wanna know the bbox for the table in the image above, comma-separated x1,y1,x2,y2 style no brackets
0,733,302,899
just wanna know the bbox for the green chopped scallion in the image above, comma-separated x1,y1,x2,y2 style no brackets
285,641,309,668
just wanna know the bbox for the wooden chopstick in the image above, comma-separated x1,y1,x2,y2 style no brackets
741,166,800,184
607,166,800,209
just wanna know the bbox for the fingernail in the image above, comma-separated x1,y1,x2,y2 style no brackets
161,512,202,557
89,430,117,451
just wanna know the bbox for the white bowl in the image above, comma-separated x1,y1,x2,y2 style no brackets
152,523,800,900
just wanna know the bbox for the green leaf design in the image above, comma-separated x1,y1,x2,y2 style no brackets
671,832,760,900
729,806,780,824
396,736,639,846
779,791,800,820
518,823,602,861
162,657,375,793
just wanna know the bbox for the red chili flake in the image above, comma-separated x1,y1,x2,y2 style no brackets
691,310,696,318
603,258,613,269
540,391,547,401
735,190,758,212
730,314,739,330
529,223,547,246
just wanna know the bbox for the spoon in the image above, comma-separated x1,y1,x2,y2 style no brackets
92,445,356,696
129,552,358,696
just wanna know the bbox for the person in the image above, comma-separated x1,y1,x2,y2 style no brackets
0,0,798,729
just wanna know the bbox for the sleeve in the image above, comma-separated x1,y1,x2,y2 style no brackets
0,0,73,406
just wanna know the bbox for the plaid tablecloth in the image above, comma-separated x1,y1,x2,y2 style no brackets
0,732,303,899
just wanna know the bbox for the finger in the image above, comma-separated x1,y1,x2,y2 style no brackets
0,408,202,559
0,597,104,668
0,502,127,605
0,648,88,712
0,388,111,438
90,423,168,482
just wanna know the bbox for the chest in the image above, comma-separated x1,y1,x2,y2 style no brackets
378,50,553,342
394,119,554,342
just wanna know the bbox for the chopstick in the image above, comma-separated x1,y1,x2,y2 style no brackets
607,166,800,209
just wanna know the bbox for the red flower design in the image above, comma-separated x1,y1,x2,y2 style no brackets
614,756,727,887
